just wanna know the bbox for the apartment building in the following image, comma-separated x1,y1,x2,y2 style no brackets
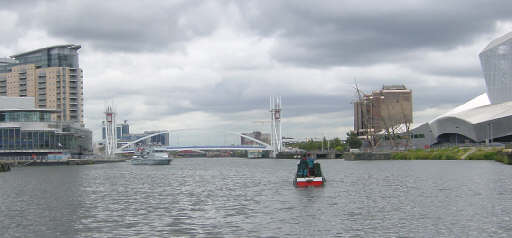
0,45,84,125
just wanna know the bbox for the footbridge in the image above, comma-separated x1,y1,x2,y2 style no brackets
115,130,272,153
155,145,271,151
108,96,283,156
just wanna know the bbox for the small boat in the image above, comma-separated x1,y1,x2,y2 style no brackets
294,158,326,187
131,151,172,165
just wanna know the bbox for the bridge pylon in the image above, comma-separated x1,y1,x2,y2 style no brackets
270,96,283,157
104,106,117,159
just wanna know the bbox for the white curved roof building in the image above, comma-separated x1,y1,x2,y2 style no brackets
412,32,512,147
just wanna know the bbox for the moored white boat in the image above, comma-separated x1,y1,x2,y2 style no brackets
131,152,172,165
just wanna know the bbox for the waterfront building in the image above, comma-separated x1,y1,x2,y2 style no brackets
411,31,512,148
121,120,130,136
0,96,92,160
0,45,84,124
102,121,128,140
354,85,413,135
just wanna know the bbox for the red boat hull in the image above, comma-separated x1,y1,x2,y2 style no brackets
295,177,325,187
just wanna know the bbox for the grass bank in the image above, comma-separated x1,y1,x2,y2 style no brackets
391,148,470,160
391,147,512,165
465,149,512,164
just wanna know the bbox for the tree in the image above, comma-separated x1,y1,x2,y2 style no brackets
380,95,412,150
346,131,362,149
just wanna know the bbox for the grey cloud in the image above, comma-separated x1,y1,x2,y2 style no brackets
13,0,225,52
417,66,483,78
235,1,512,67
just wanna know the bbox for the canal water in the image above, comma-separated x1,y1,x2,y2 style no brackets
1,158,512,237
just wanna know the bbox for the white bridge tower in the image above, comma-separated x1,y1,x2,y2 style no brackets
270,96,283,157
104,106,117,158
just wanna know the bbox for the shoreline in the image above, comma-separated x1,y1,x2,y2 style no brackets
0,158,128,167
345,148,512,165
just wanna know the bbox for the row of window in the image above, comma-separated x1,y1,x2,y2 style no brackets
383,133,425,140
0,128,76,150
0,111,52,122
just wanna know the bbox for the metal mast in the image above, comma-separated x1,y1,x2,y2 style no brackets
104,105,117,158
270,96,283,157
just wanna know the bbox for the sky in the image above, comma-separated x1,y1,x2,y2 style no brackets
1,0,512,144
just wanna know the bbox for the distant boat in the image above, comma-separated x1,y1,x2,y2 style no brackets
131,151,172,165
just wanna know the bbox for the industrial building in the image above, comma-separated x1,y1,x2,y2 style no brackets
411,31,512,148
354,85,413,135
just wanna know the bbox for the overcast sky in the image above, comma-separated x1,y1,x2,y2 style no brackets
1,0,512,144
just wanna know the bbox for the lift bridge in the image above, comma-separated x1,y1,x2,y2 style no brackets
114,130,273,153
107,96,283,157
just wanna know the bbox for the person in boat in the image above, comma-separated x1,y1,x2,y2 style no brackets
306,152,315,177
297,155,309,178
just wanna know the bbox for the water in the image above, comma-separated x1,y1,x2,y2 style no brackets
2,158,512,237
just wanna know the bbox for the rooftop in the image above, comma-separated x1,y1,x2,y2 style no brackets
481,31,512,53
382,85,407,90
10,44,81,59
449,100,512,125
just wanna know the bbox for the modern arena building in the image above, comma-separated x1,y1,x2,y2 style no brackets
411,32,512,148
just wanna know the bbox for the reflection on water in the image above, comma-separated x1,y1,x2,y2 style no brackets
2,158,512,237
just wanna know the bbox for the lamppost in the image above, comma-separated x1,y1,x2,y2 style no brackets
489,121,494,143
487,123,491,145
455,126,459,146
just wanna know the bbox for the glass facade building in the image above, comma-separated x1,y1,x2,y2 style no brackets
0,96,92,159
479,32,512,104
0,127,75,151
0,111,52,122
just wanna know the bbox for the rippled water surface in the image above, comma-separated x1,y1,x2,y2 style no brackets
2,158,512,237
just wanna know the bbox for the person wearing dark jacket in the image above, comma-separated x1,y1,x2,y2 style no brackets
297,156,309,177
